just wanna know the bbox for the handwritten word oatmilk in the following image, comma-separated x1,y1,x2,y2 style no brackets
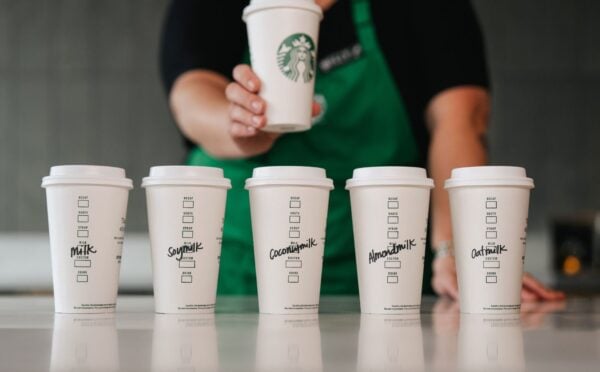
445,166,534,314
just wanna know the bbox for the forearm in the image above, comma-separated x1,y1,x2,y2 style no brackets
169,70,243,158
429,123,487,246
427,87,490,248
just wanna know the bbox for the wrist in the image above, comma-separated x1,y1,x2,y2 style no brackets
433,240,454,261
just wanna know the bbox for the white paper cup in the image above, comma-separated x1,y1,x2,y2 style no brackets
142,166,231,314
245,166,333,314
445,166,534,314
458,314,525,372
357,314,424,371
243,0,323,132
50,314,119,372
346,167,434,314
42,165,133,314
151,314,218,372
255,314,322,372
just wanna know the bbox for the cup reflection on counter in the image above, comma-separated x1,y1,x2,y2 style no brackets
151,314,218,372
50,314,119,372
458,314,525,372
357,314,424,372
255,314,323,372
431,298,460,371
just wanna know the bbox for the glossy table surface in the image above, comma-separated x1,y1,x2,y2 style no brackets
0,295,598,372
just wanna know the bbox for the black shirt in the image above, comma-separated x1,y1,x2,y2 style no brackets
159,0,489,163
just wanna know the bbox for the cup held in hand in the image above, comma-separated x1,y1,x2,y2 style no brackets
243,0,323,132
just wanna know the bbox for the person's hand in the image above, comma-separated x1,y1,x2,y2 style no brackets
520,299,566,329
520,272,565,302
433,256,566,303
432,297,460,334
432,255,459,300
225,64,320,157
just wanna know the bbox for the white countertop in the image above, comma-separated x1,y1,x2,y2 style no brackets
0,295,598,372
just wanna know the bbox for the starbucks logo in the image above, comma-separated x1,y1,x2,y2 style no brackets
277,33,316,83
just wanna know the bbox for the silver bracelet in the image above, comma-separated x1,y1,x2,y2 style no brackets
434,240,454,260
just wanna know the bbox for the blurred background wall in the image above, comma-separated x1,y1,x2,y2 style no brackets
0,0,598,289
0,0,185,233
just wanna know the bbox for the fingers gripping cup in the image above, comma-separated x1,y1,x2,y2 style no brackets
445,166,534,314
346,167,434,314
243,0,323,132
42,165,133,313
246,166,333,314
142,166,231,314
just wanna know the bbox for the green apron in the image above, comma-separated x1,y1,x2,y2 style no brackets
188,0,431,295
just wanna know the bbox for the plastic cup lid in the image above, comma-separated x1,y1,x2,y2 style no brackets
41,165,133,189
141,166,231,188
243,0,323,21
444,166,534,189
345,167,434,189
245,166,333,189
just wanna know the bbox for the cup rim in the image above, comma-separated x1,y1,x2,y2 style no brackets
141,177,232,189
42,177,133,189
445,179,535,189
346,178,434,189
245,179,333,189
243,0,323,21
345,180,434,189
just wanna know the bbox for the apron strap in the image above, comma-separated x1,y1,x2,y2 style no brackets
351,0,379,52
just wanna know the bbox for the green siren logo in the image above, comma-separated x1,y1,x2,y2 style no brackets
277,33,316,83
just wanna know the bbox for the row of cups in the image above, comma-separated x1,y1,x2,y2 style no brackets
42,165,534,314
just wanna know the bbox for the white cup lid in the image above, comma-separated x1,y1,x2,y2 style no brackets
345,167,434,189
243,0,323,21
41,165,133,189
444,166,534,189
245,166,333,189
142,166,231,188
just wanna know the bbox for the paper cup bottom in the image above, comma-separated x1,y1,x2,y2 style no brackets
262,122,311,133
54,306,116,315
154,307,215,315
